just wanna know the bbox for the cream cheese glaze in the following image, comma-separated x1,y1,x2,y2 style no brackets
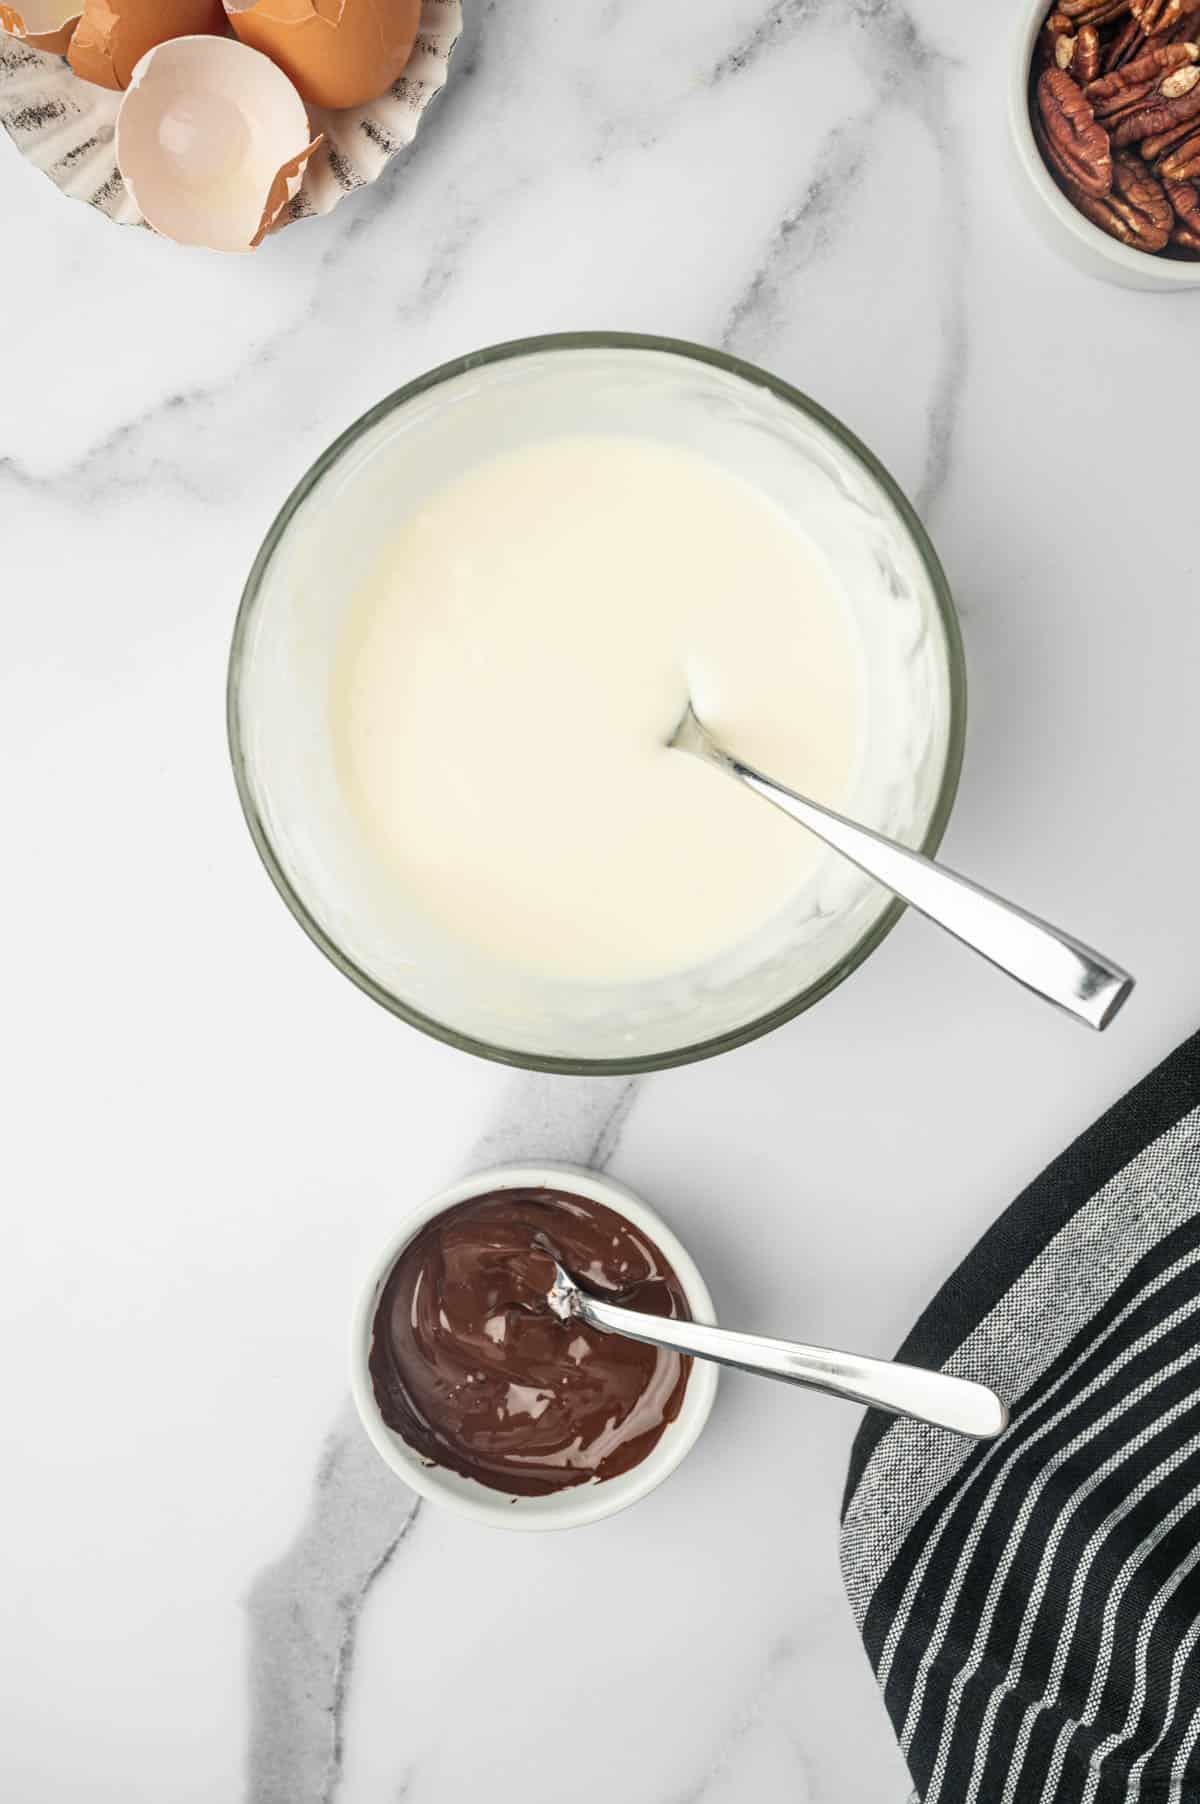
233,344,957,1063
331,434,863,982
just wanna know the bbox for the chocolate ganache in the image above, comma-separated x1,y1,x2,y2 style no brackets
368,1187,693,1496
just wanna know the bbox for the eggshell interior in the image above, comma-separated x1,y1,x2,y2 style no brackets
67,0,226,91
115,34,313,251
1,0,461,239
225,0,420,110
0,0,79,50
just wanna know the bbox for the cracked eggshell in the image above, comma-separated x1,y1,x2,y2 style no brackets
0,0,80,53
67,0,227,92
115,34,319,250
224,0,420,110
1,0,461,230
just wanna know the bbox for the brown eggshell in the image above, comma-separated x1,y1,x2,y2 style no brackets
250,131,321,242
67,0,226,91
0,0,80,51
224,0,420,110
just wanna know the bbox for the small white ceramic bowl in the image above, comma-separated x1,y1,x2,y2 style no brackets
350,1163,719,1530
1008,0,1200,289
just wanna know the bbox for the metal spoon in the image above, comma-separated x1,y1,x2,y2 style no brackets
671,703,1133,1032
547,1261,1006,1439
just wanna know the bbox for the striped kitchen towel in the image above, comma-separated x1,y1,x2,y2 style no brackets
840,1030,1200,1804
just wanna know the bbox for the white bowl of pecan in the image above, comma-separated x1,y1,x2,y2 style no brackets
1010,0,1200,287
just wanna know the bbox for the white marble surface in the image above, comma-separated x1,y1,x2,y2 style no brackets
4,2,1200,1800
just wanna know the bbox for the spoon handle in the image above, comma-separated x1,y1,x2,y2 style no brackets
676,712,1132,1032
573,1291,1007,1439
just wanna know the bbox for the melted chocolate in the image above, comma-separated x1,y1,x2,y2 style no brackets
368,1187,693,1496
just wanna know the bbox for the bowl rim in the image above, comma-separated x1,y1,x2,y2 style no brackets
1008,0,1200,287
226,330,967,1074
347,1162,720,1531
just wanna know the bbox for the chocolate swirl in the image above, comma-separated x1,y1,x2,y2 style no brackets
368,1187,693,1496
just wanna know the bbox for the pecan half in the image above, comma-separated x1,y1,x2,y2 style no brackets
1037,68,1114,195
1143,106,1200,151
1089,49,1199,137
1040,10,1075,64
1172,223,1200,247
1107,0,1200,64
1165,171,1200,225
1055,27,1103,76
1132,0,1188,31
1087,38,1199,104
1075,24,1103,78
1159,122,1200,172
1109,66,1200,140
1162,2,1200,41
1065,145,1174,245
1061,0,1131,24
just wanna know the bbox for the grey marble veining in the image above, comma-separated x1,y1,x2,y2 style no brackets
247,1415,422,1804
246,1076,638,1804
720,0,969,522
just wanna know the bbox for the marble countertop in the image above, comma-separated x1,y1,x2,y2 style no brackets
5,2,1200,1799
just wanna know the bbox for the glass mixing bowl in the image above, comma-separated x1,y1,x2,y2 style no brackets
227,333,965,1072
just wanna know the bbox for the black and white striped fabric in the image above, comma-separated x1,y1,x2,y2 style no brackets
841,1031,1200,1804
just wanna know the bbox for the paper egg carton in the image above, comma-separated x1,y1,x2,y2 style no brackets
0,0,461,233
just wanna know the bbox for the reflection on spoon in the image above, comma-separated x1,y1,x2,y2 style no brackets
671,702,1134,1032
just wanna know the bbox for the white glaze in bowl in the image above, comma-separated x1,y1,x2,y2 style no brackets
229,335,964,1070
